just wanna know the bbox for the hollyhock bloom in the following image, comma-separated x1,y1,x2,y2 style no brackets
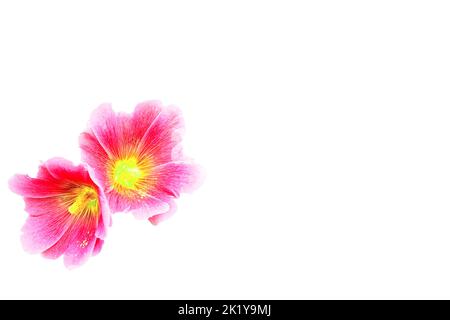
79,101,201,223
9,158,110,268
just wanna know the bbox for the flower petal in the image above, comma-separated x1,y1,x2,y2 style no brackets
21,199,72,253
148,199,177,225
9,174,67,198
63,215,98,268
137,105,184,164
42,213,98,268
130,196,170,220
92,238,104,256
88,103,123,158
79,132,110,189
150,162,202,199
131,101,163,139
45,157,90,184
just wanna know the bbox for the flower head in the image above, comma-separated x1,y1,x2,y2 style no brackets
9,158,110,268
79,101,201,223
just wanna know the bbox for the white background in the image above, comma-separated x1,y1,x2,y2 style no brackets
0,1,449,299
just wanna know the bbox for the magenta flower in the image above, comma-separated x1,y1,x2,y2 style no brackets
9,158,110,268
79,101,201,223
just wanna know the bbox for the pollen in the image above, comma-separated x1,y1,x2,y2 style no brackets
112,157,144,190
68,186,99,216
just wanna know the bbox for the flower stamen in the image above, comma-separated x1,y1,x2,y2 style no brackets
112,157,144,190
68,186,99,216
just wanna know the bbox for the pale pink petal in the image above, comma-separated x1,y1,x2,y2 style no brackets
131,101,163,139
42,214,97,268
150,162,202,199
148,200,177,225
96,191,111,237
21,202,72,253
105,188,170,219
88,103,122,158
63,215,98,268
130,196,170,220
137,106,184,164
24,197,61,217
105,191,132,213
79,133,110,190
41,221,76,260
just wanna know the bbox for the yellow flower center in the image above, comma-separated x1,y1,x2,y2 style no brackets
68,186,99,216
113,157,144,190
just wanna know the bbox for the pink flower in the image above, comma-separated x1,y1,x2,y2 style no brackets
79,101,201,223
9,158,110,268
